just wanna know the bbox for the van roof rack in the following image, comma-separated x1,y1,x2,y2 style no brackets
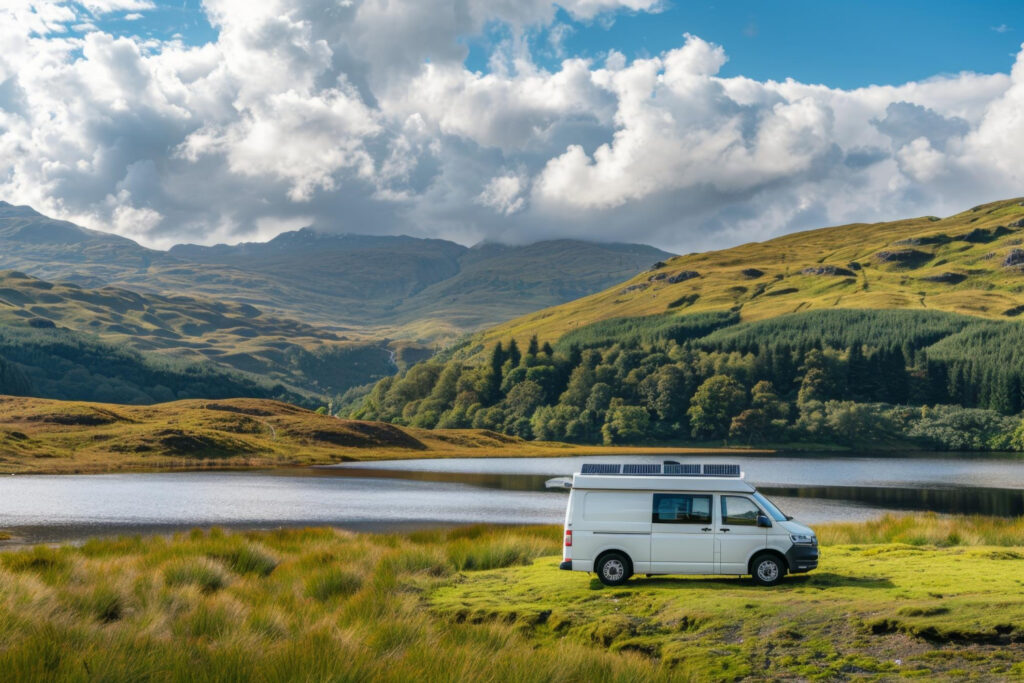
579,463,742,478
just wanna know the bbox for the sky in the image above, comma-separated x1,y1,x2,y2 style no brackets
1,1,1023,252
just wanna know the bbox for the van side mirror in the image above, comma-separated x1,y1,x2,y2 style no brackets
757,514,772,528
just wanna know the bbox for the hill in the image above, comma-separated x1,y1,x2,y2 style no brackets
0,395,733,474
473,197,1024,347
353,199,1024,451
0,270,394,403
0,202,671,341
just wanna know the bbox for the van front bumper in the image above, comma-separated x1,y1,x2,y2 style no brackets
559,560,572,571
785,545,819,573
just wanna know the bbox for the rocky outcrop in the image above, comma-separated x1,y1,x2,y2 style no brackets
1003,249,1024,268
667,270,699,283
874,249,931,267
740,268,764,279
801,266,856,277
619,283,649,294
648,273,667,282
955,226,1011,243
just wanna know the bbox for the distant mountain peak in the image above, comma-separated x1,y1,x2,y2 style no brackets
0,201,44,218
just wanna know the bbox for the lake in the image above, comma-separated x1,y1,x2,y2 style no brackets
0,453,1021,544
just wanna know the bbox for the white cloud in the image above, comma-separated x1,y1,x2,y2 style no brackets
0,2,1022,254
478,173,527,215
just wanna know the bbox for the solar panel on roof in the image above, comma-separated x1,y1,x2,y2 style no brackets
703,464,741,477
623,464,661,475
663,464,701,475
581,463,621,474
578,463,742,477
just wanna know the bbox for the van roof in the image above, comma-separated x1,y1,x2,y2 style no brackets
572,474,755,493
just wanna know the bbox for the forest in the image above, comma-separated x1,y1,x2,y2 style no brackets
352,309,1024,451
0,326,307,406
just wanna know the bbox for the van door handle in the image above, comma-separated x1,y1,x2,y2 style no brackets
701,527,712,532
720,528,730,532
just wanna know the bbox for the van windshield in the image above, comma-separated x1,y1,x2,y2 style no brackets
752,492,788,522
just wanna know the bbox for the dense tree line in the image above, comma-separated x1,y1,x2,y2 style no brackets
0,327,309,406
353,309,1024,450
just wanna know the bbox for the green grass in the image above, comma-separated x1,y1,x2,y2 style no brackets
0,516,1021,680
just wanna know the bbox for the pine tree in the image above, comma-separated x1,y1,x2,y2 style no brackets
846,344,868,401
507,338,522,367
527,335,540,356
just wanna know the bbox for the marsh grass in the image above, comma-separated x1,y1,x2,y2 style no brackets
816,512,1024,546
0,516,1021,681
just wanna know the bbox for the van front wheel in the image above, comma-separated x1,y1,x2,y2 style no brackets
596,552,632,586
751,553,786,587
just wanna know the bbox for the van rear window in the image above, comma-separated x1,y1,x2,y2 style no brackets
652,494,712,524
582,492,651,523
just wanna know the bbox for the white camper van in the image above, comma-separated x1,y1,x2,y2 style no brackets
558,463,818,586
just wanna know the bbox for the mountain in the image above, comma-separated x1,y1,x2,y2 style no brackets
471,197,1024,349
0,202,672,340
353,198,1024,451
0,201,167,286
0,270,394,404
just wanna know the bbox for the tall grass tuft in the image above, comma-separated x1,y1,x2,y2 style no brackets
817,513,1024,547
305,567,363,602
210,544,277,577
164,558,228,593
1,545,70,580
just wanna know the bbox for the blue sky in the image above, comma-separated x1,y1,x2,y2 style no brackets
89,0,1024,89
470,0,1024,87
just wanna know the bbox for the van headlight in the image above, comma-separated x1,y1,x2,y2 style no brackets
791,534,817,546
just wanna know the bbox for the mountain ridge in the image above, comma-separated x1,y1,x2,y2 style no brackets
0,202,672,340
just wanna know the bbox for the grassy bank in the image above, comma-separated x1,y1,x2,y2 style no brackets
0,395,758,474
0,514,1022,680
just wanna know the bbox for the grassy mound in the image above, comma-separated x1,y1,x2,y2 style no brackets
0,395,720,474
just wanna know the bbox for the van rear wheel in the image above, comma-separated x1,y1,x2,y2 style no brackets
596,552,632,586
751,553,786,587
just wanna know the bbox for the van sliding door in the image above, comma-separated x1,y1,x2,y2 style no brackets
649,493,715,574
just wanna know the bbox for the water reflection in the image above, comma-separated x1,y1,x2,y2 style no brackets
760,485,1024,517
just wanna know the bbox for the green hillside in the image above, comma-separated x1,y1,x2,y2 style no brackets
474,197,1024,347
0,271,394,403
354,199,1024,452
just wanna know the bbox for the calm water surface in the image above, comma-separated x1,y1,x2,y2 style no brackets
0,453,1020,544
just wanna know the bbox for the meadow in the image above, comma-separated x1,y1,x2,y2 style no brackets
0,514,1021,681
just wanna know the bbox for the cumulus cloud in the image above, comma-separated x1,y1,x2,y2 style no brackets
0,2,1022,253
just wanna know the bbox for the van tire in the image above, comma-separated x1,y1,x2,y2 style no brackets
596,552,632,586
750,552,786,587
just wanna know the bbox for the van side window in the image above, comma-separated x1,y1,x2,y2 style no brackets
652,494,712,524
721,496,762,526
